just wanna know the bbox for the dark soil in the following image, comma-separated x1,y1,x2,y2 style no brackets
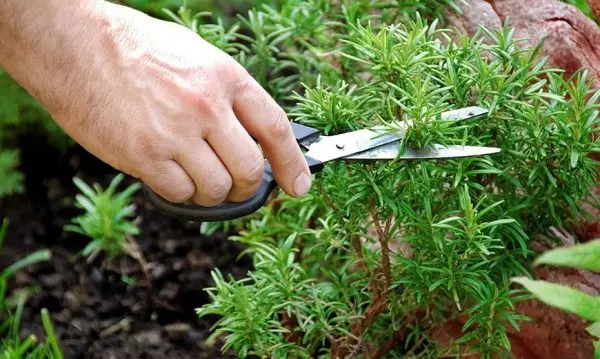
0,132,252,358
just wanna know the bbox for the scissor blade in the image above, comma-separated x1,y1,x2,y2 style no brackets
437,106,488,122
344,143,501,160
301,106,490,164
304,127,402,163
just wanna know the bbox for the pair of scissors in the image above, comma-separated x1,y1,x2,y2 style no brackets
143,106,500,222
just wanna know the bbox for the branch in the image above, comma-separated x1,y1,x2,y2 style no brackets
318,181,338,211
370,198,392,290
369,328,407,359
331,295,388,358
281,311,303,345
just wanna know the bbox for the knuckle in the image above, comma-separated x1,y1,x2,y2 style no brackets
232,72,255,95
165,186,194,203
131,131,171,162
235,155,264,189
148,177,194,204
196,173,232,205
183,89,215,115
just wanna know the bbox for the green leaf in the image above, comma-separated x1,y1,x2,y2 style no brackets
0,249,51,280
512,277,600,321
587,321,600,338
534,239,600,272
571,151,580,168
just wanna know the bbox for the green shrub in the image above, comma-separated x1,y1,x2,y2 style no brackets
166,1,600,358
162,1,600,358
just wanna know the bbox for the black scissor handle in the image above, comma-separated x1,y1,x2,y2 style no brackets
144,156,323,222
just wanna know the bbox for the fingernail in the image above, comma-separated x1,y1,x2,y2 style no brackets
293,172,312,197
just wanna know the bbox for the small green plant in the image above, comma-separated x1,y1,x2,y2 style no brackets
64,174,153,305
512,239,600,359
64,173,141,261
0,218,62,359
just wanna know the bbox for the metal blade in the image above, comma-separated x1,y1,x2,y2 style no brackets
301,106,489,163
304,127,402,163
437,106,488,122
343,143,501,160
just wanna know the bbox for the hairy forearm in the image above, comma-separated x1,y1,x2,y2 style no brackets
0,0,106,117
0,0,312,205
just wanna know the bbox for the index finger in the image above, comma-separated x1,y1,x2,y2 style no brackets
231,73,312,198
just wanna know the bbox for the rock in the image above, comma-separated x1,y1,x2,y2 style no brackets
152,265,167,280
53,309,72,323
14,271,31,287
173,259,185,271
133,329,162,347
158,282,180,301
444,0,501,40
164,322,192,342
90,267,104,284
186,250,214,269
159,239,179,255
185,330,206,347
41,273,62,288
445,0,600,88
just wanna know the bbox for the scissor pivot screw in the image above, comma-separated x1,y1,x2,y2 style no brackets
336,143,345,149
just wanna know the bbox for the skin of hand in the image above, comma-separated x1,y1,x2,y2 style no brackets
0,0,312,206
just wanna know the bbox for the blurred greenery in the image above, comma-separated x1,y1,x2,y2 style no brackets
121,0,272,19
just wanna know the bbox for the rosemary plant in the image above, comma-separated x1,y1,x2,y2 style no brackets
165,1,600,358
64,174,141,261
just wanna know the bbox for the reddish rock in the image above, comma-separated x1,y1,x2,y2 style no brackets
507,266,598,359
446,0,600,88
444,0,501,39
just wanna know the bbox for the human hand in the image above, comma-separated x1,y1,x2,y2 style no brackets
0,0,312,206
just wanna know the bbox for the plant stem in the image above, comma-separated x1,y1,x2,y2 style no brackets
125,236,153,313
370,199,391,290
369,328,408,359
41,308,63,359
